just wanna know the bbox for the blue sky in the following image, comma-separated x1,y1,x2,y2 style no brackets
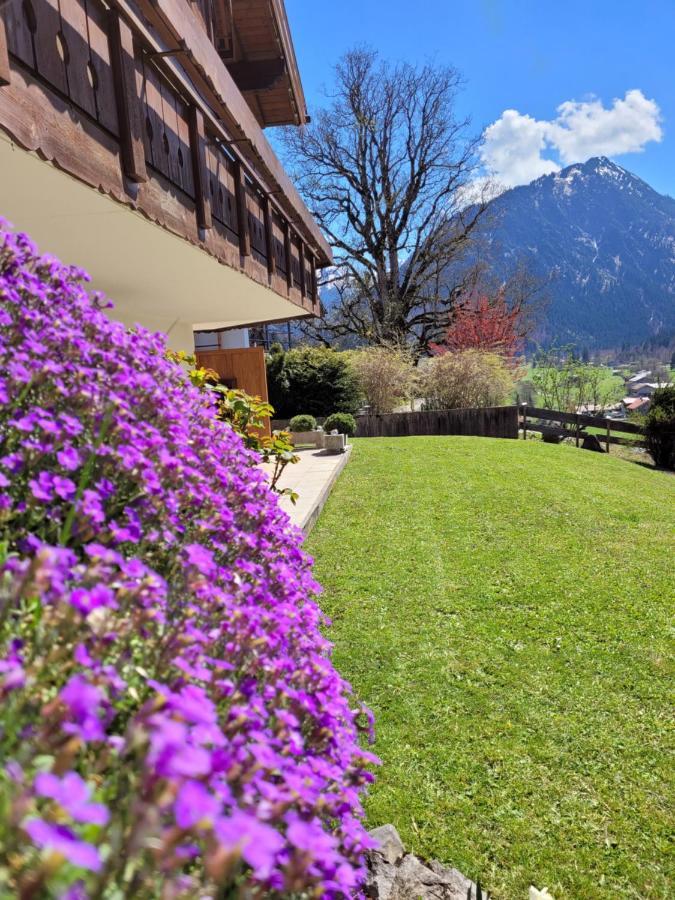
285,0,674,197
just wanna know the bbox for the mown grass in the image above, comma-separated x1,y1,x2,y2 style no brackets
307,437,674,898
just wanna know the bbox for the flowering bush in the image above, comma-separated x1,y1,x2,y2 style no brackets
0,223,376,898
430,291,529,366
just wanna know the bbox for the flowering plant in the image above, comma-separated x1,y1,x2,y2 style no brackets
0,223,376,898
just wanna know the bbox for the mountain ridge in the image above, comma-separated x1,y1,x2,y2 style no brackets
477,156,675,348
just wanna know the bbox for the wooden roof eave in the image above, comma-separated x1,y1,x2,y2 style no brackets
268,0,308,125
112,0,331,266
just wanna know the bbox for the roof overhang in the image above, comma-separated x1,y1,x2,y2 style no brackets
218,0,309,127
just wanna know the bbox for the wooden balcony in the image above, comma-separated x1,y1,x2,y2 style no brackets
0,0,329,336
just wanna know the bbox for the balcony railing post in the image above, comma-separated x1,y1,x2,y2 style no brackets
308,251,318,306
233,159,251,257
108,11,147,183
0,12,10,86
298,239,306,299
283,220,293,291
263,195,276,278
188,106,212,231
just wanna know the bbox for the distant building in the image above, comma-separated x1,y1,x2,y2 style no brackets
625,370,652,384
627,383,665,397
622,397,651,414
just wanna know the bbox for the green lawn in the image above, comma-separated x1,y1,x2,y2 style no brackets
307,438,674,898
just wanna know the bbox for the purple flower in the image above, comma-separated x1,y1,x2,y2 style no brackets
8,360,31,383
59,882,88,900
59,675,106,742
215,812,284,878
184,543,216,576
174,780,221,828
29,471,54,502
53,475,77,501
69,584,117,616
286,814,338,856
34,772,109,825
57,447,80,471
24,820,102,871
0,656,25,693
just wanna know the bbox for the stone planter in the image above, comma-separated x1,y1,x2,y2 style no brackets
323,433,347,453
289,430,324,448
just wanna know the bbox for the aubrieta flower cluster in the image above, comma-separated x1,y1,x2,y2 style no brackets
0,222,377,898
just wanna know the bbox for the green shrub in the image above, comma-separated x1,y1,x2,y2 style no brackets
645,385,675,470
266,346,361,418
289,413,318,432
324,412,357,436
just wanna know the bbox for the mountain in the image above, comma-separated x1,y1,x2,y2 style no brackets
475,157,675,349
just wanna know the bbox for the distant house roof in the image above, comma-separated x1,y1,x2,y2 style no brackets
627,382,660,395
624,397,650,411
626,370,651,383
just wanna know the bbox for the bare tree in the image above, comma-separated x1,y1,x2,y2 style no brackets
282,49,491,354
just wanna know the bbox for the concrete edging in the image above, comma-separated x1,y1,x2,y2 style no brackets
300,444,353,535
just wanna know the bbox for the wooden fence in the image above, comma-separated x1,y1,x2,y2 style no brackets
273,405,646,451
521,406,646,450
354,406,519,439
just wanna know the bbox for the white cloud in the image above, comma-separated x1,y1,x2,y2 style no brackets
481,89,663,188
548,90,663,163
482,110,560,189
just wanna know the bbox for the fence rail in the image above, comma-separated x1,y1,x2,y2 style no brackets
354,406,519,439
521,406,646,450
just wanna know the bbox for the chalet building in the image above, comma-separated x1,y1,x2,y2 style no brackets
627,383,661,398
0,0,330,398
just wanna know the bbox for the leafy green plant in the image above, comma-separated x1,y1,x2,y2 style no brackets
324,412,357,437
644,385,675,470
289,414,318,432
167,352,299,501
266,346,361,418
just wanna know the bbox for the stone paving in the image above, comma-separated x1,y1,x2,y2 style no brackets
263,445,352,534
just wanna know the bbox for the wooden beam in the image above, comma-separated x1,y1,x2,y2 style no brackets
188,106,212,231
226,58,286,92
263,195,276,277
283,220,293,289
108,10,147,183
233,159,251,257
524,406,644,434
298,238,306,298
0,9,10,86
309,252,318,304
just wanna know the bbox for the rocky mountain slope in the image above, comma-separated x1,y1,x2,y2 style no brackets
476,157,675,348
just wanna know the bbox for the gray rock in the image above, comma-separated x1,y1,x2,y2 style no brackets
369,824,406,865
365,825,485,900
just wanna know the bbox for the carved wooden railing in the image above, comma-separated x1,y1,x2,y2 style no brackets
0,0,324,315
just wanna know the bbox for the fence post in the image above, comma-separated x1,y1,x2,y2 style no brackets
575,414,580,448
606,421,611,454
522,404,527,440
